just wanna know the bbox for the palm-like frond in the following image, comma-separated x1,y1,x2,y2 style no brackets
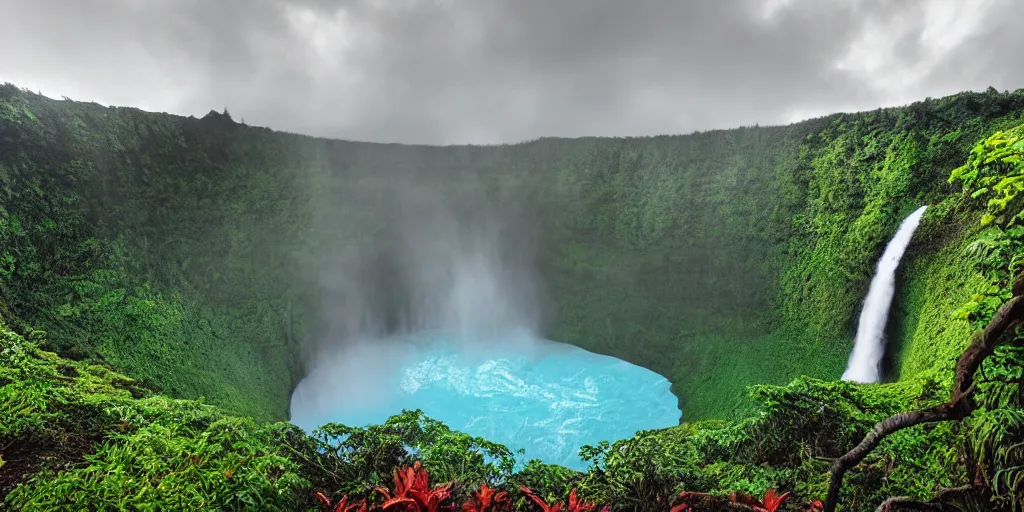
970,408,1024,510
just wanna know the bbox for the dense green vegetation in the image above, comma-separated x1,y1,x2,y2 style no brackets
2,84,1024,509
0,319,963,510
3,85,1024,422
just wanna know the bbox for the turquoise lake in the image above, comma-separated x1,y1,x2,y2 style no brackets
288,331,681,471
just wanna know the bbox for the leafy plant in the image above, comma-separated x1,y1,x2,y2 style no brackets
316,492,370,512
373,461,454,512
757,489,791,512
725,488,791,512
948,121,1024,509
668,491,710,512
461,483,510,512
519,486,599,512
949,125,1024,227
307,410,516,498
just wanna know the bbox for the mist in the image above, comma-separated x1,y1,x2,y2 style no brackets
291,177,549,417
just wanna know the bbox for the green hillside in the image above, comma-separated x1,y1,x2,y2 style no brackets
2,83,1024,510
2,85,1023,420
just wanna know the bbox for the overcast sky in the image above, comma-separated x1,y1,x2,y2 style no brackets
1,0,1020,145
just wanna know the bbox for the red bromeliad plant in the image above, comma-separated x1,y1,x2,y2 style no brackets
563,489,596,512
315,492,370,512
462,483,511,512
729,489,791,512
754,488,791,512
519,486,600,512
519,485,563,512
316,464,803,512
374,461,455,512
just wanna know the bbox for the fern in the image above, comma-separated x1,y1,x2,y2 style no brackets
951,125,1024,228
970,408,1024,510
950,122,1024,510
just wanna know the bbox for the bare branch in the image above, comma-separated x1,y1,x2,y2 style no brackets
873,496,944,511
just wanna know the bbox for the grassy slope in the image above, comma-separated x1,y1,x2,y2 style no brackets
1,84,1023,426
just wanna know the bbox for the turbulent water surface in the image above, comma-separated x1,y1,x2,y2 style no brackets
289,331,682,470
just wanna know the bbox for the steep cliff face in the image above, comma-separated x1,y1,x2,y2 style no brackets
1,83,1022,423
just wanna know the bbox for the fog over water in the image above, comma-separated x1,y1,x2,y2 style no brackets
289,186,681,468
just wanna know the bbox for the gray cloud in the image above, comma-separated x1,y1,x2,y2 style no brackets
0,0,1017,144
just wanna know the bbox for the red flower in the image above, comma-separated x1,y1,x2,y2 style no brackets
754,489,791,512
374,461,454,512
519,486,598,512
566,488,595,512
520,485,564,512
313,492,369,512
461,483,511,512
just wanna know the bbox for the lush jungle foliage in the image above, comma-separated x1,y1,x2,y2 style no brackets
2,85,1024,423
0,321,948,510
2,84,1024,510
947,124,1024,511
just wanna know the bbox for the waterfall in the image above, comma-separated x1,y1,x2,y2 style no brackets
841,205,928,384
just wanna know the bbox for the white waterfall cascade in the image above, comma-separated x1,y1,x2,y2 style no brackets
841,205,928,383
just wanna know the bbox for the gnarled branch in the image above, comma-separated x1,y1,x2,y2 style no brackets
873,496,944,511
871,485,976,512
823,273,1024,512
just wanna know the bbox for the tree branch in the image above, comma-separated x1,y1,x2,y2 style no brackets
823,273,1024,512
873,496,944,511
872,485,976,511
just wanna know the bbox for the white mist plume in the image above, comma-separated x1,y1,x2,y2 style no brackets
290,183,545,420
841,205,928,384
